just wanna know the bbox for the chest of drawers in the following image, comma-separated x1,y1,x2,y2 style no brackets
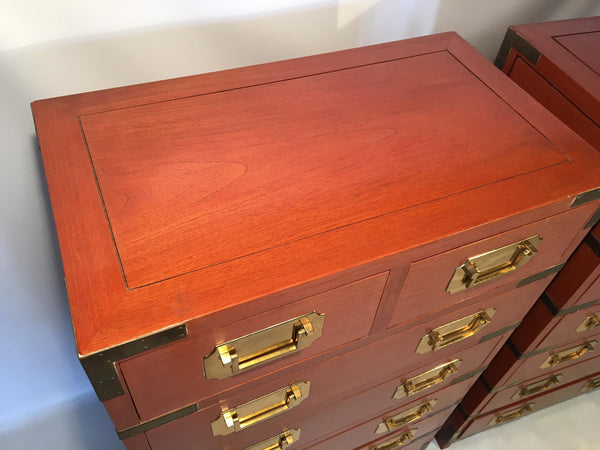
32,32,600,449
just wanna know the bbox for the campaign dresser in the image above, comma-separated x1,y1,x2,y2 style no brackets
436,17,600,447
32,32,600,450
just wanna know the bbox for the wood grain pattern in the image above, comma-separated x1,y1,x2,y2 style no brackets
32,32,600,362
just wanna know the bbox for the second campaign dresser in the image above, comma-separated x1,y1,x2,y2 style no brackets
32,32,600,449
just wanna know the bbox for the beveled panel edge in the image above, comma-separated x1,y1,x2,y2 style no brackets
571,187,600,208
541,291,599,317
479,322,520,344
516,263,565,288
80,324,188,401
117,403,198,440
495,27,541,69
584,207,600,229
449,366,488,386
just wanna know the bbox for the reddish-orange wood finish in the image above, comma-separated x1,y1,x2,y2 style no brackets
121,434,150,450
463,354,600,417
511,300,600,354
122,305,509,423
32,32,600,358
144,360,478,450
359,429,439,450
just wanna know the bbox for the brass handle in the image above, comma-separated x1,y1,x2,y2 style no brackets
446,236,542,294
245,429,300,450
370,430,415,450
576,312,600,333
512,375,562,400
579,377,600,393
416,308,496,354
375,400,437,434
211,383,309,436
540,341,597,369
393,359,462,398
489,403,534,426
204,312,325,379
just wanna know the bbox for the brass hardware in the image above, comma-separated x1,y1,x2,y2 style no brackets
489,403,534,426
416,308,496,354
204,312,324,380
579,377,600,393
540,341,597,369
375,400,437,434
211,382,309,436
370,430,415,449
576,312,600,333
571,187,600,207
511,375,563,400
393,359,461,398
244,429,300,450
446,236,542,294
80,324,188,401
117,403,198,440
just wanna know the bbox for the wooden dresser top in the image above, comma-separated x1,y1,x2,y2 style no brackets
32,32,600,356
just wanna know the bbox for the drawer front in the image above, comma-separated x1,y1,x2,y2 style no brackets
120,272,388,421
479,354,600,415
460,372,600,441
358,429,439,450
309,406,453,450
143,363,478,450
132,331,508,448
390,208,593,328
535,305,600,351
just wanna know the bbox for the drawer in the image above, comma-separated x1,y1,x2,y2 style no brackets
309,403,454,450
118,325,508,444
389,208,593,328
511,299,600,354
463,354,600,417
143,361,477,450
458,372,600,441
545,227,600,312
484,337,600,390
357,428,439,450
119,272,388,421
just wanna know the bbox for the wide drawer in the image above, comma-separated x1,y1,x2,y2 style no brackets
459,372,600,440
119,272,387,421
143,358,479,450
358,428,439,450
511,299,600,354
389,208,594,328
464,353,600,416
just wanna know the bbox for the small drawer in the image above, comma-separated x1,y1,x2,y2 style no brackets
359,428,439,450
458,373,600,441
123,329,508,448
119,272,388,421
511,300,600,354
484,337,600,390
390,208,593,328
545,226,600,312
143,359,477,450
466,354,600,416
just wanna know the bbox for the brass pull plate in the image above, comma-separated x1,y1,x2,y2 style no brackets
393,359,461,398
540,341,597,369
416,307,496,354
579,377,600,393
446,236,542,294
375,400,437,434
244,429,300,450
211,383,309,436
511,374,562,400
576,312,600,333
204,312,325,379
489,403,534,426
370,430,415,449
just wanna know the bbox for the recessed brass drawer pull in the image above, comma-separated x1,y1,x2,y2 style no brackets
370,430,415,449
446,236,542,294
204,312,325,379
211,382,310,436
393,359,461,398
416,308,496,354
489,403,534,426
244,429,300,450
375,400,437,434
540,341,597,369
576,312,600,333
511,374,562,400
579,377,600,393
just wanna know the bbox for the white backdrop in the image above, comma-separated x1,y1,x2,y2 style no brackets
1,1,599,448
